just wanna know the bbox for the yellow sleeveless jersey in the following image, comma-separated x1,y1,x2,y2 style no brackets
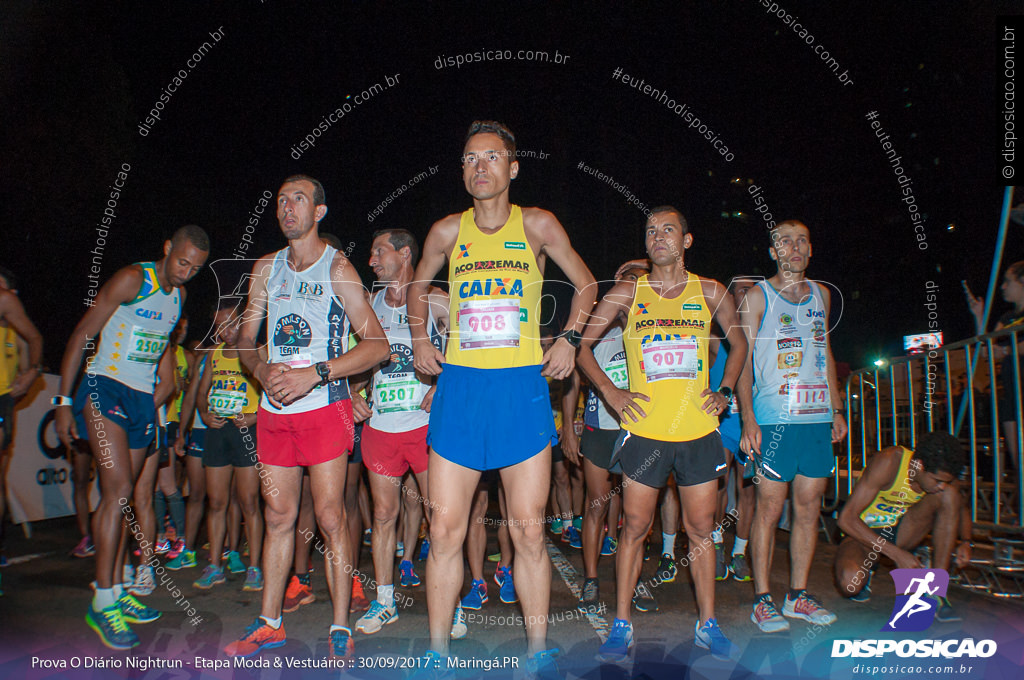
207,344,260,417
446,205,543,369
167,344,189,423
623,274,716,442
859,447,925,528
0,326,17,396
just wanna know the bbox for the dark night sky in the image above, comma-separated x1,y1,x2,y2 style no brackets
3,2,1020,368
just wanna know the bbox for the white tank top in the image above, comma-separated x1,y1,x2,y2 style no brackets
90,262,181,393
583,325,628,430
752,280,831,425
368,290,444,433
261,245,351,415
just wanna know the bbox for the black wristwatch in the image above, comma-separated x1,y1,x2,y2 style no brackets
718,386,733,401
315,361,332,386
557,329,582,348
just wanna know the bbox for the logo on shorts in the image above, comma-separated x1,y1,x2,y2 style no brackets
107,405,127,420
457,243,473,259
273,314,312,355
883,569,949,632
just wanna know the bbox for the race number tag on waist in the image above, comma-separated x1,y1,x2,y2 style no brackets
604,359,629,389
281,351,313,369
788,381,829,416
458,298,520,350
128,327,168,364
209,389,247,417
375,377,422,414
641,338,698,382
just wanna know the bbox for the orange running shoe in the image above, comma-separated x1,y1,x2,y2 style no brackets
282,575,315,613
224,618,286,657
350,575,370,612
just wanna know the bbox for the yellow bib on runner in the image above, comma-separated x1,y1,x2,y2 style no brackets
208,344,259,417
859,447,925,528
446,205,543,369
623,274,716,442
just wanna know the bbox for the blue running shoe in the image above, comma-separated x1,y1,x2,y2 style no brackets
417,538,431,561
562,526,582,549
528,648,561,680
400,560,421,587
550,518,563,535
495,566,517,603
601,536,618,556
226,551,246,575
117,593,161,623
328,626,354,659
194,564,226,589
596,618,633,662
460,579,487,610
87,604,140,650
849,570,872,602
695,618,740,661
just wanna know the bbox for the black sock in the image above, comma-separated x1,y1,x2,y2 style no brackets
296,572,310,586
755,592,772,603
788,588,805,601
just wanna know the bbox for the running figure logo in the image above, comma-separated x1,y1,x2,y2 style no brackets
883,568,949,632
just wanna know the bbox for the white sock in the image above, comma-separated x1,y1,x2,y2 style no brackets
377,584,395,607
330,624,351,634
112,583,124,599
93,587,117,610
662,532,676,558
732,537,748,556
260,615,282,629
711,528,723,543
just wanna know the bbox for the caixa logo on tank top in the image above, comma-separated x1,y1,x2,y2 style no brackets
274,314,312,356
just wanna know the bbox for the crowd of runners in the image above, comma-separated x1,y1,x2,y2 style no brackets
0,120,976,677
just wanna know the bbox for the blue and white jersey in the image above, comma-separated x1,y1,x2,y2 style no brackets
583,325,628,431
262,245,350,415
89,262,181,393
752,280,831,425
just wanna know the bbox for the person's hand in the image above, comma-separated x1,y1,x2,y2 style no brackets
892,547,922,570
700,388,729,416
173,435,187,457
561,424,581,465
233,412,257,429
55,405,79,448
605,387,650,424
266,366,319,406
256,363,289,408
351,393,372,422
963,281,984,324
205,412,227,429
740,417,762,461
541,338,576,380
614,259,649,282
420,385,436,413
413,337,445,376
10,369,40,400
832,412,848,443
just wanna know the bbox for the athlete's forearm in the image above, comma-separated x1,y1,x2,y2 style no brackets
563,285,598,335
407,279,431,341
576,346,615,400
328,338,390,380
235,335,263,374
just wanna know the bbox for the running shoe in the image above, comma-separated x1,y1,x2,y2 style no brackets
496,566,517,603
714,543,730,581
155,538,171,555
350,575,370,612
632,582,658,612
849,571,872,602
450,605,467,639
87,604,139,650
408,651,454,680
166,549,197,570
601,536,618,556
460,579,488,610
657,554,677,583
573,516,583,532
695,618,740,661
117,592,161,624
356,600,399,634
226,550,246,575
579,577,599,608
72,536,95,558
399,560,421,587
562,526,583,549
417,538,431,561
243,566,264,591
283,575,315,612
194,564,226,590
782,590,837,625
550,518,563,535
751,594,790,633
328,627,354,659
935,596,961,622
128,565,156,597
596,618,633,662
527,648,561,680
730,553,751,582
224,618,286,657
166,538,185,560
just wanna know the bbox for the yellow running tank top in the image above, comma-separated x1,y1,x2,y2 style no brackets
167,345,189,423
446,205,543,369
208,344,260,417
859,447,925,528
623,274,716,442
0,326,17,396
